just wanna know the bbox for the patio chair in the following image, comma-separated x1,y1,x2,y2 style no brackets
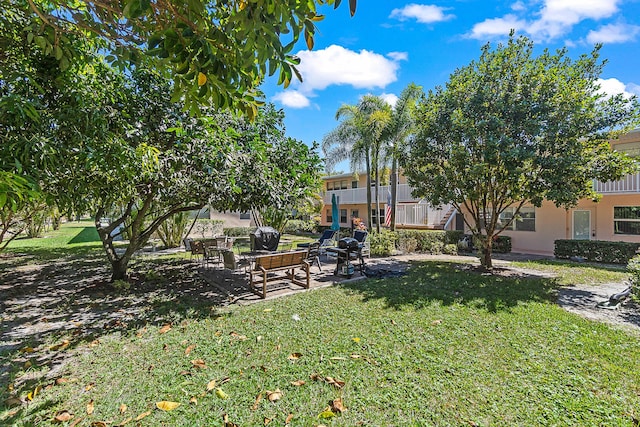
353,230,370,258
190,240,205,263
304,241,322,271
297,229,337,256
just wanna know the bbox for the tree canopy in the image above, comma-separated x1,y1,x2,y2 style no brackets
402,34,640,269
7,0,357,116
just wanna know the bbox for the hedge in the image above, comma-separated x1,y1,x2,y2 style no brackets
394,229,464,255
554,239,640,264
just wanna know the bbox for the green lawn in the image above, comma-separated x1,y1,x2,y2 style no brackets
2,247,639,425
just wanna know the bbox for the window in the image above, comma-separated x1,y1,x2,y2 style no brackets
239,212,250,220
326,181,334,191
351,209,359,219
499,207,535,231
340,180,348,189
325,209,332,223
340,209,347,223
351,180,358,189
614,206,640,235
371,208,385,225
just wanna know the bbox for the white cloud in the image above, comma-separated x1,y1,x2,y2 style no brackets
387,51,409,61
469,14,527,39
296,45,400,91
469,0,623,41
597,78,638,99
272,90,311,108
389,4,454,24
586,22,640,44
380,93,399,106
271,45,403,109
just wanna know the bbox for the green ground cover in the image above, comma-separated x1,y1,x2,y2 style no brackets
2,250,639,425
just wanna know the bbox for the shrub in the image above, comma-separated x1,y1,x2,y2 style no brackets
555,239,640,264
223,227,254,237
395,229,463,254
397,236,418,254
493,235,512,253
369,231,397,256
627,255,640,297
194,219,224,238
283,219,317,234
444,230,464,245
430,240,444,254
443,243,458,255
156,211,190,248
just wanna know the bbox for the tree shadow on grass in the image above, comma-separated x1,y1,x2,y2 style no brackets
67,226,101,244
337,260,560,313
0,253,232,409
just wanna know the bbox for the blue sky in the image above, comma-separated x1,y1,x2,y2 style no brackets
260,0,640,173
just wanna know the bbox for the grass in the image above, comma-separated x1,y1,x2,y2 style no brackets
3,253,640,425
510,259,628,285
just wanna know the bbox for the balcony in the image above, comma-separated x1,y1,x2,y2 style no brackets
323,184,417,204
594,173,640,194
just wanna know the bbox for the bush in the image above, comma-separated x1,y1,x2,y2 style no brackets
395,229,464,254
369,231,397,256
443,243,458,255
493,235,512,253
627,255,640,297
156,211,190,248
194,219,224,238
555,239,640,264
223,227,254,237
283,219,318,234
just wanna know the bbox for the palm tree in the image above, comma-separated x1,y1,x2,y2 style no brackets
322,95,390,232
382,84,422,231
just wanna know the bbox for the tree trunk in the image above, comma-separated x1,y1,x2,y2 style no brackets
110,257,130,281
478,235,494,270
390,158,398,231
374,167,380,234
365,154,373,231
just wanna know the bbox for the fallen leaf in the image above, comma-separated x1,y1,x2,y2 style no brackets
290,380,305,386
56,378,68,385
215,387,229,399
288,352,302,361
263,308,273,312
50,340,70,351
85,382,95,391
91,422,108,427
189,396,197,405
248,393,262,411
256,336,263,342
89,340,100,347
352,337,360,343
119,403,127,414
69,416,84,427
185,344,196,355
53,410,74,423
159,324,172,334
223,413,239,427
205,379,217,391
310,373,322,381
20,346,35,353
179,370,192,376
87,399,94,415
24,360,32,369
350,354,361,359
266,389,282,402
431,319,443,325
116,417,132,426
331,397,346,413
318,407,336,419
26,385,41,401
135,410,152,421
330,357,346,361
5,396,23,407
285,413,294,424
264,417,272,425
230,331,247,341
191,359,207,369
391,319,397,325
156,401,180,411
163,343,169,351
325,377,345,389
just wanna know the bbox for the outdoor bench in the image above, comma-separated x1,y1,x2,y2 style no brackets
249,250,310,298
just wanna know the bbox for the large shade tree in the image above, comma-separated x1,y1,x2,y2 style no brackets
10,0,357,115
402,34,640,270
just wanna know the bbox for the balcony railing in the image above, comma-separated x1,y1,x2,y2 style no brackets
594,173,640,194
323,184,417,204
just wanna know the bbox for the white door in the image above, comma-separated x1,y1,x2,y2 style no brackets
572,210,591,240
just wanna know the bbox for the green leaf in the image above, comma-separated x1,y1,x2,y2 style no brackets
34,36,47,49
